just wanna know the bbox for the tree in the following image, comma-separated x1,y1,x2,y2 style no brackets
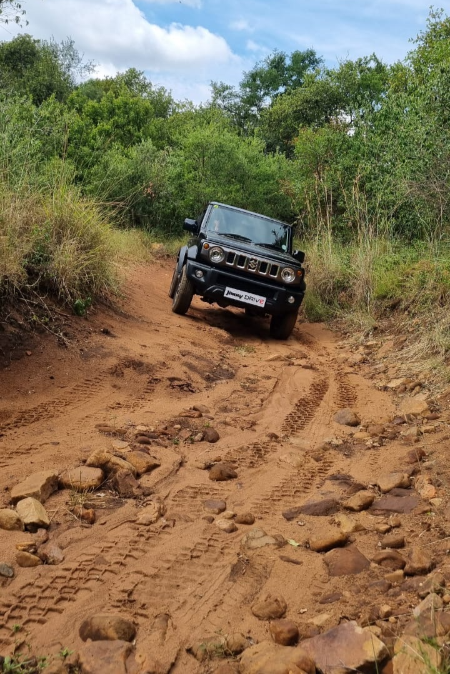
0,0,26,25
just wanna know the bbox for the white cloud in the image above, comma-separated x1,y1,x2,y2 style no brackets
4,0,242,101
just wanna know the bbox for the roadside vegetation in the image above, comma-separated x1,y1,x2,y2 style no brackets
1,9,450,376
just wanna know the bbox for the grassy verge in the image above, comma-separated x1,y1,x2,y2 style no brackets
301,235,450,386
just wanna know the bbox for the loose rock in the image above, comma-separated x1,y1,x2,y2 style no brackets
301,621,389,674
235,513,256,525
269,619,299,646
239,641,315,674
241,528,279,550
0,563,14,578
38,542,65,565
79,614,136,642
412,593,442,618
59,466,104,492
209,463,237,481
203,427,220,443
404,547,434,575
334,513,364,535
216,519,237,533
203,499,227,515
135,501,163,525
324,546,370,576
381,533,405,549
371,494,419,515
125,451,160,476
378,473,411,493
309,530,348,552
372,550,406,570
392,635,441,674
283,498,339,520
16,550,42,567
251,594,287,620
342,490,374,512
16,497,50,530
10,470,59,505
78,639,133,674
334,408,361,427
0,508,23,531
112,470,141,498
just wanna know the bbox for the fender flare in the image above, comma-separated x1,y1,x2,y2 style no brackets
177,244,199,274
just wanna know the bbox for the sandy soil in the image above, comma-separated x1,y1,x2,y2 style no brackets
0,260,449,673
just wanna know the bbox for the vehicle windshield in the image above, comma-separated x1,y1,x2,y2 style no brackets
206,205,290,252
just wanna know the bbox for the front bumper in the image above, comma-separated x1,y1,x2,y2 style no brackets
186,260,304,316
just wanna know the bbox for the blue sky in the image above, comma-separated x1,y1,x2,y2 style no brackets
4,0,450,102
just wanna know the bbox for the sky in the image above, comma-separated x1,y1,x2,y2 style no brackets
3,0,450,103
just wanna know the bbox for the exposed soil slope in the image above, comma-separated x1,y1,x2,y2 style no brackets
0,261,449,673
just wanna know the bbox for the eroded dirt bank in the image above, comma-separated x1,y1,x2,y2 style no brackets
1,261,449,673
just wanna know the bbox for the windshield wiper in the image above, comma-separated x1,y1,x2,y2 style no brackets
216,232,252,242
254,242,285,251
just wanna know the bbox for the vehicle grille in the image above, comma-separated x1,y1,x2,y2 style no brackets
216,274,276,299
225,251,279,278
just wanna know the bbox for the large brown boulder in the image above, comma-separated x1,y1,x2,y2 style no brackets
301,621,388,674
59,466,104,492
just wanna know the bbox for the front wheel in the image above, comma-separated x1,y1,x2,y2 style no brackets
172,265,194,315
270,310,298,340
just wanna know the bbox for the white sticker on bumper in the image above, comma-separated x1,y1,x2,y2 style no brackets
224,287,266,308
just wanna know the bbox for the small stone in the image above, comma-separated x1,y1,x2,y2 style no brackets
203,499,226,515
324,546,370,576
418,572,446,598
221,510,236,519
216,519,237,533
381,533,405,549
334,408,361,427
16,497,50,530
379,605,392,619
203,427,220,443
78,639,133,674
343,490,375,512
405,448,426,464
112,470,141,498
209,463,237,481
334,513,364,534
309,530,348,552
404,548,434,576
16,542,37,553
269,619,299,646
429,498,443,508
0,508,24,531
10,470,59,505
193,404,210,414
0,563,14,578
125,451,160,476
193,433,204,442
372,550,406,570
111,440,129,450
252,594,287,620
283,498,339,520
375,523,392,535
378,473,411,493
225,633,248,655
59,466,104,492
235,513,255,525
239,641,315,674
79,614,136,642
385,570,404,584
16,550,42,567
38,543,65,565
399,397,429,416
72,506,96,524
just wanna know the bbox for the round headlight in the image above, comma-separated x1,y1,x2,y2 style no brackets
281,267,295,283
209,246,225,263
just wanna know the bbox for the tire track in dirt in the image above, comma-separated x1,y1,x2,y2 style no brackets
281,375,330,436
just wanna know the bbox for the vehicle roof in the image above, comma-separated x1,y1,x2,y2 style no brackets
209,202,292,229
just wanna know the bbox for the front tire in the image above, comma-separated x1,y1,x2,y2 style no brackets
172,265,194,315
270,310,298,339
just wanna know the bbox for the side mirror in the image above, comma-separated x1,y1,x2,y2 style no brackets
293,250,305,264
183,218,199,234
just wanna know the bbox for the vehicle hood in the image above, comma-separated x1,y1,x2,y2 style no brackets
204,235,299,266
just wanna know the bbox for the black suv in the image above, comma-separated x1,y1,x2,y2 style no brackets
169,202,306,339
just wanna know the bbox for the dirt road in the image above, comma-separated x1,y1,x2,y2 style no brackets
0,261,448,673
